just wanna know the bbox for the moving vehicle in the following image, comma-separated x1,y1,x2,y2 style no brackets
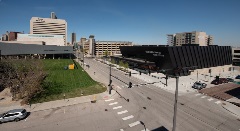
192,81,207,90
0,109,28,124
236,75,240,79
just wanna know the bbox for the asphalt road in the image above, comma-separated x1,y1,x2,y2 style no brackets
1,57,240,131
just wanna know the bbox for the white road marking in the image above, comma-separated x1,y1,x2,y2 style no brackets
109,102,118,105
141,129,150,131
208,98,214,101
195,94,201,96
215,101,221,104
117,86,122,89
129,121,140,127
105,99,114,102
120,129,124,131
122,115,134,120
113,106,122,110
118,110,128,115
201,96,207,98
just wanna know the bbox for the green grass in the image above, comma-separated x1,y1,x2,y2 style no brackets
31,59,106,103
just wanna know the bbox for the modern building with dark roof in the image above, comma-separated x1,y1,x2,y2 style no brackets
116,45,232,76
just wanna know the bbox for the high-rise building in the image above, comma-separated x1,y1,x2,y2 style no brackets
71,32,76,45
167,31,213,46
30,12,67,45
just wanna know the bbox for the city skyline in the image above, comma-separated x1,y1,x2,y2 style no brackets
0,0,240,47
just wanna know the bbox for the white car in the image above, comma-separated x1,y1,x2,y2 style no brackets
0,109,28,124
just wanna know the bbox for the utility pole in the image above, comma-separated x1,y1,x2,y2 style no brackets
109,63,112,94
172,76,179,131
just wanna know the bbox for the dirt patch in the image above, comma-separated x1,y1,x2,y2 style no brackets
0,88,21,106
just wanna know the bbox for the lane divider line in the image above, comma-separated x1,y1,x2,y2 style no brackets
118,110,128,115
122,115,134,120
109,102,118,105
129,121,140,127
105,99,114,102
113,106,122,110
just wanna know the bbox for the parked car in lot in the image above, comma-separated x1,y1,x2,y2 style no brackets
0,109,28,124
219,78,228,83
211,79,222,85
236,75,240,79
192,81,207,90
226,78,234,82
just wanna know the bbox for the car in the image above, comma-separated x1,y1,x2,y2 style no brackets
236,75,240,79
0,109,28,124
226,78,234,82
192,81,207,90
211,79,222,85
219,78,228,83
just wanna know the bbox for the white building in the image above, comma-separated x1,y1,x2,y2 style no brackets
30,13,67,45
17,34,65,46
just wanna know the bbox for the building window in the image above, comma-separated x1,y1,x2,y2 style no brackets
234,50,240,53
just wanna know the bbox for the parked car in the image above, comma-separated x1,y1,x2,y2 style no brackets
235,75,240,79
219,78,228,83
211,79,222,85
226,78,234,82
0,109,28,124
192,81,207,90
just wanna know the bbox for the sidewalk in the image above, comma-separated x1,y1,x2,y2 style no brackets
222,102,240,118
0,90,116,114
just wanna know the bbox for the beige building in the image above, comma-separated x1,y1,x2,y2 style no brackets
17,34,64,46
30,12,67,45
95,41,132,57
167,31,213,46
232,47,240,66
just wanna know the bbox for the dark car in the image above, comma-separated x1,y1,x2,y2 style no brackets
211,79,222,85
226,78,234,82
192,81,207,90
219,78,228,83
0,109,28,124
236,75,240,79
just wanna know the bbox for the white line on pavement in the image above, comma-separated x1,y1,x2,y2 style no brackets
141,129,150,131
201,96,207,98
120,129,124,131
117,86,122,89
105,99,114,102
195,94,201,96
113,106,122,110
208,98,214,101
215,101,221,104
129,121,140,127
118,110,128,115
109,102,118,105
122,115,134,120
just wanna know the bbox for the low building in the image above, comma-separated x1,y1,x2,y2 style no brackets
17,34,65,46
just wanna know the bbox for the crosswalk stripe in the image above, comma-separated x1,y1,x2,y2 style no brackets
105,99,114,102
122,115,134,120
215,101,221,104
141,129,150,131
129,121,140,127
109,102,118,105
195,94,201,96
118,110,128,115
208,98,214,101
113,106,122,110
201,96,207,98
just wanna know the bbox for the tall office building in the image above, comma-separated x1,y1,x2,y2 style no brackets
167,31,213,46
71,33,76,45
30,12,67,45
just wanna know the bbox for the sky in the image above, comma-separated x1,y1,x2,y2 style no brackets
0,0,240,46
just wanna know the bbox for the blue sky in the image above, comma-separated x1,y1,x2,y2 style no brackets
0,0,239,46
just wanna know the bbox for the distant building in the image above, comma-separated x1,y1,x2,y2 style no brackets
232,47,240,66
17,34,65,46
9,32,22,41
95,41,132,57
30,12,67,45
167,31,213,46
71,33,76,45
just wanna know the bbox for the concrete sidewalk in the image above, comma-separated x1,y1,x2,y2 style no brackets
0,90,117,113
222,102,240,118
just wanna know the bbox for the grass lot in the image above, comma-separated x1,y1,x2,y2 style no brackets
31,59,106,103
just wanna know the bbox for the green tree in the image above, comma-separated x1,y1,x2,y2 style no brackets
124,63,129,71
111,59,116,64
119,60,124,68
104,50,109,57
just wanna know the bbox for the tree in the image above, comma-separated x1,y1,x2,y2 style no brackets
111,59,116,64
104,50,109,57
123,62,129,71
119,60,124,68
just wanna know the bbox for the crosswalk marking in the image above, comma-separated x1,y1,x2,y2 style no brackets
113,106,122,110
109,102,118,105
208,98,214,101
141,129,150,131
215,101,221,104
122,115,134,120
118,110,128,115
201,96,207,98
117,86,122,89
129,121,140,127
120,129,124,131
195,94,201,96
105,99,114,102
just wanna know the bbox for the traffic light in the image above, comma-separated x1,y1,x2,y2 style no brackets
129,71,131,77
128,82,132,88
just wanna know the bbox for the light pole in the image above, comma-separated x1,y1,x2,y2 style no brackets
172,76,179,131
109,62,112,94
